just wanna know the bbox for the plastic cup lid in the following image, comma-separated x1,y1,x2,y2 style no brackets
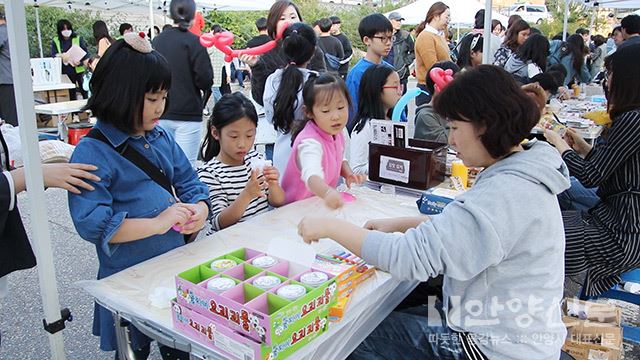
277,284,307,300
252,256,278,268
210,259,237,271
207,277,236,292
300,272,329,287
252,275,282,290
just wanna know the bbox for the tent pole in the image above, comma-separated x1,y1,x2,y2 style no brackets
149,0,155,40
5,1,66,359
563,0,570,41
589,7,597,32
482,0,493,64
35,5,44,58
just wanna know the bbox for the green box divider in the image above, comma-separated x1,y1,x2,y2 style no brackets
239,263,262,280
226,248,248,261
267,293,291,315
243,283,265,304
178,264,218,284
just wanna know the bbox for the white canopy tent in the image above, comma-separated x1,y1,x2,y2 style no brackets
383,0,508,27
22,0,273,57
1,0,271,358
561,0,640,41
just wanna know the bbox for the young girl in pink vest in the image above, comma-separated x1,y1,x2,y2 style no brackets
281,73,365,208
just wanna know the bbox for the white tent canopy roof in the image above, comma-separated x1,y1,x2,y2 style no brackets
22,0,272,13
384,0,508,27
582,0,640,9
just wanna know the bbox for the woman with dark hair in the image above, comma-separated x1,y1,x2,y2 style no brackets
545,44,640,298
92,20,114,57
493,19,530,67
152,0,213,167
504,33,549,84
550,34,591,86
456,33,483,69
350,65,401,174
262,22,318,174
298,65,569,359
414,1,451,106
590,34,607,81
492,19,504,37
51,19,90,99
240,0,326,107
414,61,460,143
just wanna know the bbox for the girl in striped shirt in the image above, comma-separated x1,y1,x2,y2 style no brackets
198,93,285,233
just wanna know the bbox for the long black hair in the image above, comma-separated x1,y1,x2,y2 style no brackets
516,33,549,71
272,22,317,135
456,33,483,69
93,20,115,45
200,93,259,162
562,34,587,74
353,65,396,134
291,73,351,143
606,44,640,119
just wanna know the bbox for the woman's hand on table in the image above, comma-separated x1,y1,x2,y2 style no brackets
345,173,366,188
178,201,209,234
564,128,592,157
42,163,100,194
298,216,330,243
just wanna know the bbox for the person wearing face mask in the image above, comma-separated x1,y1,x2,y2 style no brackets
51,19,90,100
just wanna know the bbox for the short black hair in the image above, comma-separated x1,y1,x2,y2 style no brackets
170,0,196,30
330,16,341,24
575,28,589,36
621,14,640,35
426,61,460,95
255,17,267,31
530,72,559,94
318,18,333,33
85,39,172,134
119,23,132,36
433,65,539,159
606,43,640,118
358,13,393,40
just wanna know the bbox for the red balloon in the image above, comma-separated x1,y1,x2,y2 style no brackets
200,22,289,62
429,67,455,93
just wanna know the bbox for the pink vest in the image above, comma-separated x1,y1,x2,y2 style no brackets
282,121,345,204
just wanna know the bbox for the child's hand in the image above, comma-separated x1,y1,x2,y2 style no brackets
239,54,258,67
323,188,344,209
243,169,268,199
298,216,329,244
345,173,366,188
177,201,209,235
262,166,280,185
155,204,192,235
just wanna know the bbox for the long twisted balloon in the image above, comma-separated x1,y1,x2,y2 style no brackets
199,22,289,62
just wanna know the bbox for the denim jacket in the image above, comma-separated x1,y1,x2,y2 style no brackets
68,120,209,278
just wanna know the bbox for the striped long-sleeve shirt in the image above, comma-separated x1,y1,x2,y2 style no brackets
197,150,270,234
562,108,640,295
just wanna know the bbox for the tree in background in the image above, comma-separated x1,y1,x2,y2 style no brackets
537,0,609,38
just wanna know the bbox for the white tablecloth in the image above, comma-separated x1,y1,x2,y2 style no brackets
78,186,422,359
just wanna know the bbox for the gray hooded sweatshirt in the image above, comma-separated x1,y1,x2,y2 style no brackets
362,140,570,360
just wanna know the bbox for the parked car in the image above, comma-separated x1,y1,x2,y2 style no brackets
506,3,550,24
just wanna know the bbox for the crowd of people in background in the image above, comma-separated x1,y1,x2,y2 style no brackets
2,0,640,359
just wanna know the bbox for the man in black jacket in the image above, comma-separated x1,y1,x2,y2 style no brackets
330,16,352,79
384,12,414,95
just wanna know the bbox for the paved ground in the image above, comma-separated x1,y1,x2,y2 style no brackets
1,81,638,359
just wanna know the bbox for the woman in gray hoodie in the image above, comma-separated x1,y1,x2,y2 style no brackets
299,66,570,360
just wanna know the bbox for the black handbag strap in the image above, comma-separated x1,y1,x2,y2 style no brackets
85,129,174,196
